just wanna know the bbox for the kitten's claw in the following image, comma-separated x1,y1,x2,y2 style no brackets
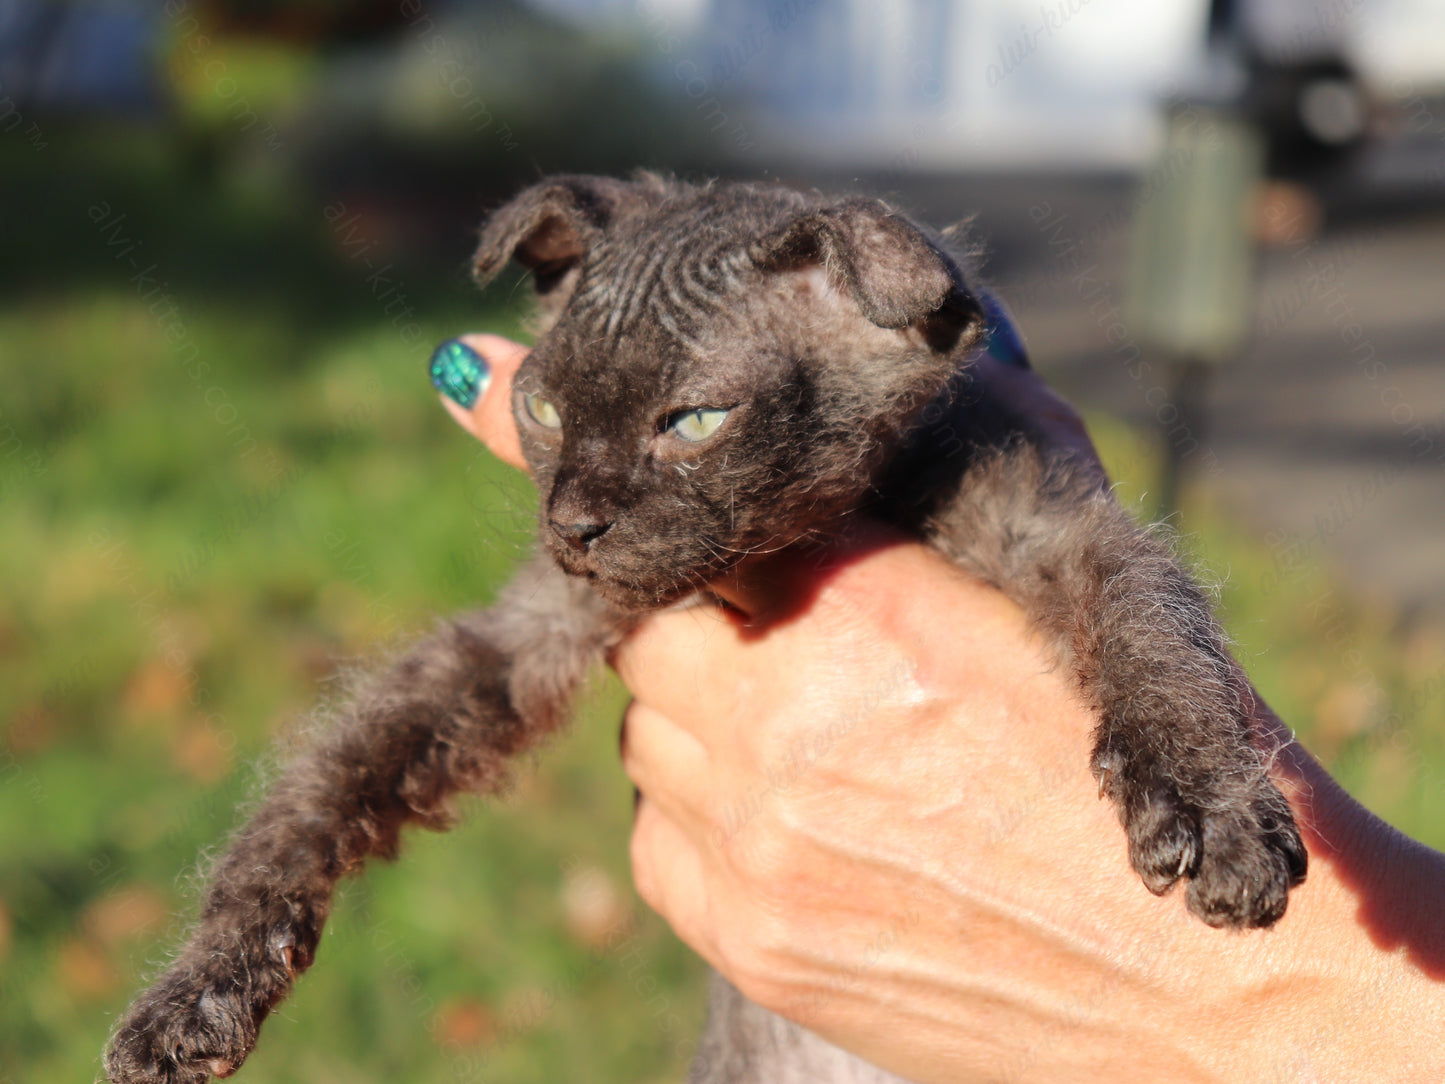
1091,746,1122,803
1123,787,1202,897
270,928,298,980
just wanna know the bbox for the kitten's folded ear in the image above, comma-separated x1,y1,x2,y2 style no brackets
752,198,985,351
473,175,639,302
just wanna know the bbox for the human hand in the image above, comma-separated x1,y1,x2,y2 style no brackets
434,334,1445,1083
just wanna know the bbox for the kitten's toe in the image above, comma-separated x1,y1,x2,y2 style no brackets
1185,791,1307,929
1269,809,1309,889
1095,745,1201,896
1185,818,1293,928
1124,787,1202,896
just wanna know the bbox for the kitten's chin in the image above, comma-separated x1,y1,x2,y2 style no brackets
585,571,706,612
548,551,720,611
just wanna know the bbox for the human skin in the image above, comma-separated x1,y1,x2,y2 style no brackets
442,334,1445,1083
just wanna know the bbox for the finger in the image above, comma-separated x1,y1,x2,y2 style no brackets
620,701,714,838
612,603,752,742
615,535,922,738
430,334,530,470
629,794,722,969
704,518,912,623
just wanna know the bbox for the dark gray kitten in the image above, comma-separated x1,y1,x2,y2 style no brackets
106,174,1305,1084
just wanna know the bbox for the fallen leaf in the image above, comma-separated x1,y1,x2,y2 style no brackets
172,720,234,783
82,885,170,947
561,864,628,950
123,658,189,720
58,937,119,1000
434,997,496,1048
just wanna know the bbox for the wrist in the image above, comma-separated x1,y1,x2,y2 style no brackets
1204,740,1445,1081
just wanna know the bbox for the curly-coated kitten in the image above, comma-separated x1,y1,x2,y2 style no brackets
106,174,1305,1084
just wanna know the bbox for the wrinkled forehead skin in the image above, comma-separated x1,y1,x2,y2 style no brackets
474,174,986,430
515,185,814,425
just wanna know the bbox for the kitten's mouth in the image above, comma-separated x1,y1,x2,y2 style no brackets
549,546,734,611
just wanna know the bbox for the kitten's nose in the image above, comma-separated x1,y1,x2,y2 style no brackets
550,517,612,551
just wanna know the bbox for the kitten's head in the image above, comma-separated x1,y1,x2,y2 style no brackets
473,173,985,610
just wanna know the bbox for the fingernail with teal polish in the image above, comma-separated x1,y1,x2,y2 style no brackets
429,339,490,408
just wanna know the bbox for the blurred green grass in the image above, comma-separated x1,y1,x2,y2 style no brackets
1,131,707,1083
1,131,1442,1083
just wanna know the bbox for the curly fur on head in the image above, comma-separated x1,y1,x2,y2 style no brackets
106,174,1304,1084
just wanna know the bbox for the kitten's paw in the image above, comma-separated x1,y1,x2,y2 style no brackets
108,904,312,1082
106,964,264,1083
1095,745,1307,929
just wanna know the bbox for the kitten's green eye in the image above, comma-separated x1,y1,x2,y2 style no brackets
667,408,729,442
523,393,562,429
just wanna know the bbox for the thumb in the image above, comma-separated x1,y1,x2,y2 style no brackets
430,334,530,471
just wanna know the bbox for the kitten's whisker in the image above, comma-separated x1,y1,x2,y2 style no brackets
709,536,792,557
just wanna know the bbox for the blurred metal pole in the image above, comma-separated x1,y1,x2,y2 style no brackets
1126,101,1263,521
1155,358,1212,520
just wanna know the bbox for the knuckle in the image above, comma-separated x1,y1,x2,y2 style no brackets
726,819,797,892
713,913,778,995
720,913,795,1012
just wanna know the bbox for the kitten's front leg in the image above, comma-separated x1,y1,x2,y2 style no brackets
930,448,1306,928
1075,552,1308,928
106,557,621,1084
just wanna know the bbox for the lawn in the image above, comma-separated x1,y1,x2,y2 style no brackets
1,131,1441,1083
